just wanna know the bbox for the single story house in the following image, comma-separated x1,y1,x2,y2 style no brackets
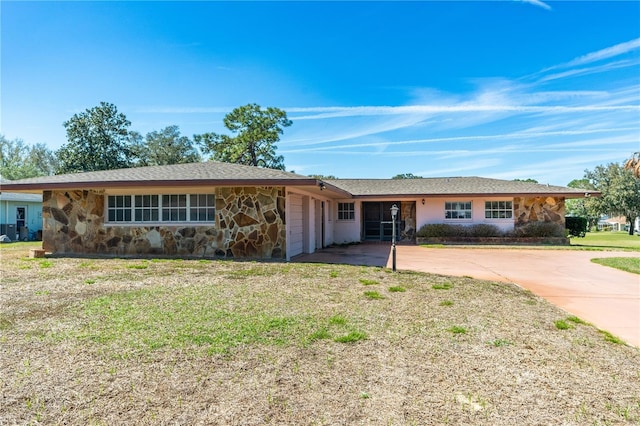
0,161,594,259
0,178,43,241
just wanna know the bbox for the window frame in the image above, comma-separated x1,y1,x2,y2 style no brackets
337,202,355,221
106,193,216,225
484,201,513,220
444,201,472,220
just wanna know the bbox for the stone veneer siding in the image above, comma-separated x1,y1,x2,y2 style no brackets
42,187,287,259
400,201,416,241
514,196,565,227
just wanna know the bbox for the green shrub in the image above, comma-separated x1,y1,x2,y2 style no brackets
416,224,467,237
467,224,503,237
418,221,565,239
416,223,503,238
511,221,565,238
565,216,588,237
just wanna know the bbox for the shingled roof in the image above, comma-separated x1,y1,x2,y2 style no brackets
326,177,594,199
0,161,321,192
0,162,594,199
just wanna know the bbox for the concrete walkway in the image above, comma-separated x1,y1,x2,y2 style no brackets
294,244,640,348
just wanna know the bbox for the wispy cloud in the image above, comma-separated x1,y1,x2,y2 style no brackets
129,38,638,184
520,0,552,11
541,37,640,72
280,127,638,154
538,59,640,83
287,104,638,120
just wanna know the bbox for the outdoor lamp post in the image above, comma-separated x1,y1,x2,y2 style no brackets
390,204,399,272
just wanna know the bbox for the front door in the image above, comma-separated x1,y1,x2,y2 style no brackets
362,202,400,241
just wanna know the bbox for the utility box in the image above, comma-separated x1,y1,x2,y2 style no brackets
0,224,17,241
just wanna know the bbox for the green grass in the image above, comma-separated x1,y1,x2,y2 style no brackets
448,325,467,334
0,241,41,251
566,315,589,325
334,331,367,343
328,314,347,326
388,286,406,292
126,262,149,270
439,300,454,306
359,278,379,286
432,282,453,290
555,319,573,330
599,330,624,344
591,257,640,274
488,338,512,347
65,279,372,354
74,286,320,355
363,291,384,300
571,231,640,251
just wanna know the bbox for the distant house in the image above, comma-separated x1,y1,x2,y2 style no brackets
0,178,43,241
597,215,629,232
1,161,594,258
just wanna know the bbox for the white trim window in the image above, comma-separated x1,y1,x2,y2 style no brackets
108,195,132,222
485,201,513,219
107,194,215,224
135,195,159,222
337,202,355,221
445,201,472,220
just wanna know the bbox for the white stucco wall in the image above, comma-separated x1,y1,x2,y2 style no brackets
333,199,362,243
417,197,516,232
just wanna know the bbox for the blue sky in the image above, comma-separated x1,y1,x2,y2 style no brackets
2,1,639,185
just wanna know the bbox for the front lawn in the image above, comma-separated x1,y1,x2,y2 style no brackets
571,231,640,251
1,244,638,424
591,257,640,275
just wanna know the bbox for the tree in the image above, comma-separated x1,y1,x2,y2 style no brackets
565,178,599,228
584,162,640,235
513,178,539,183
0,135,58,180
194,103,292,170
309,174,338,180
56,102,133,173
624,152,640,178
392,173,423,179
132,126,201,167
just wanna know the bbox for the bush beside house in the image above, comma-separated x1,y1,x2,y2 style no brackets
416,222,569,245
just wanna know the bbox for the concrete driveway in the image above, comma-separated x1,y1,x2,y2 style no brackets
293,244,640,348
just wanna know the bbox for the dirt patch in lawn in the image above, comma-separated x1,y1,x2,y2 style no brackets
1,244,639,425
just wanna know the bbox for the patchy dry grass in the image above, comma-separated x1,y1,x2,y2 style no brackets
1,243,639,425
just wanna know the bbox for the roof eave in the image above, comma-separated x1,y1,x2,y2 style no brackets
350,192,601,199
1,178,322,192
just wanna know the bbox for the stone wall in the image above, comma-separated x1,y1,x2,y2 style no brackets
42,187,286,259
400,201,416,241
514,196,565,228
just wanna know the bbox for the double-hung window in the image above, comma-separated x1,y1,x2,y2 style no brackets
445,201,472,220
337,202,355,221
189,194,216,222
107,193,215,224
162,194,187,221
108,195,132,222
485,201,513,219
134,195,159,222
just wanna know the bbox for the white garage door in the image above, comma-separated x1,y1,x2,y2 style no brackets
289,194,304,257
